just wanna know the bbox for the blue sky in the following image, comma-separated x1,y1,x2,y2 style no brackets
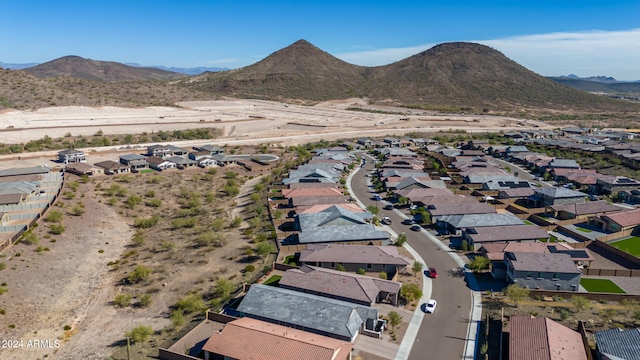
2,0,640,80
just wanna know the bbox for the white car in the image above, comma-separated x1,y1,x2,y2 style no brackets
423,299,437,314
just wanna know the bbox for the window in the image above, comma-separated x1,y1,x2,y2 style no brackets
537,272,543,279
526,272,533,279
552,272,559,280
331,262,335,268
367,263,372,269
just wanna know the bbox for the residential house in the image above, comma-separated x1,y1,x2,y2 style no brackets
463,224,549,251
293,206,389,245
283,168,341,185
497,187,535,200
383,137,401,147
481,242,594,279
528,187,587,207
590,207,640,233
202,317,353,360
505,252,581,291
619,189,640,204
594,327,640,360
508,316,587,360
0,193,26,206
436,213,525,235
548,158,581,170
357,137,373,148
119,154,149,172
58,149,86,164
427,203,496,222
146,144,189,158
166,155,196,169
548,200,622,220
145,156,177,171
298,244,410,275
65,162,104,177
596,176,640,195
282,187,346,208
94,160,130,175
279,265,402,306
389,177,446,191
194,144,225,155
236,284,382,342
482,180,532,191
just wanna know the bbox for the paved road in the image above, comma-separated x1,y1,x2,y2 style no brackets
350,158,474,360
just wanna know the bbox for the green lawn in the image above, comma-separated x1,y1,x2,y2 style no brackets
609,236,640,258
580,278,626,294
263,275,281,286
576,227,593,233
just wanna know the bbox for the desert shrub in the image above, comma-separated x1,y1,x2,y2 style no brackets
175,293,206,314
113,293,132,308
145,198,162,207
70,206,85,216
21,231,39,245
127,265,152,284
45,210,63,223
400,283,422,302
171,217,197,229
133,215,161,228
48,223,66,235
138,294,152,308
125,325,153,343
244,265,256,273
195,232,226,247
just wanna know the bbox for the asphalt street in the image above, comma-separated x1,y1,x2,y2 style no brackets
350,157,475,360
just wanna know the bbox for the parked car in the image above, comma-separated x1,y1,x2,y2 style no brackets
372,194,383,201
409,204,418,210
428,267,438,278
410,224,422,231
381,217,392,225
384,204,394,210
402,219,415,225
423,299,437,313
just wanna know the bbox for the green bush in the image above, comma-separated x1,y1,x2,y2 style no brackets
133,215,161,228
48,223,66,235
138,294,152,308
45,210,63,223
113,293,132,307
400,283,422,302
175,293,206,314
127,265,152,284
125,325,153,343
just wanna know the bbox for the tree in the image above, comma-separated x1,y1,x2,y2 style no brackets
125,325,153,343
412,261,424,277
255,241,275,258
571,296,591,313
395,233,407,247
504,284,529,308
366,205,380,216
468,256,490,272
387,311,403,330
400,284,422,302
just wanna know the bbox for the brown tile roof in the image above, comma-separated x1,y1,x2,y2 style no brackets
550,201,623,216
203,317,353,360
507,252,581,274
0,193,26,205
282,187,344,199
603,208,640,227
481,242,550,261
498,187,535,198
94,160,127,171
509,316,587,360
467,225,549,243
296,203,364,214
429,202,496,216
291,196,350,207
280,265,401,305
299,244,411,266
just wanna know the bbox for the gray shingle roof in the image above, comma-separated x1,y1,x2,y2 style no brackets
237,284,377,341
534,187,587,199
299,244,411,266
296,206,389,244
506,252,581,273
437,213,524,229
595,328,640,360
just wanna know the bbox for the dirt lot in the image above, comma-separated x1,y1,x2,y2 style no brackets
0,162,273,360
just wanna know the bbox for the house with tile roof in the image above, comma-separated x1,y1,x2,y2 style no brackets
596,176,640,195
463,224,549,251
94,160,130,175
236,284,381,342
293,206,390,245
594,327,640,360
590,207,640,232
508,316,587,360
435,213,524,236
146,144,188,158
548,158,581,170
298,244,410,275
549,200,623,220
528,187,587,207
202,317,353,360
64,162,104,177
505,252,581,291
279,265,402,306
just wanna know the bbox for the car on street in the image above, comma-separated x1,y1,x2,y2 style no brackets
372,194,382,201
423,299,437,313
428,267,438,278
410,224,422,231
381,217,392,225
402,218,415,225
384,204,394,210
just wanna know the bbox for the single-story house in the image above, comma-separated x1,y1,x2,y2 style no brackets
202,317,353,360
548,200,622,220
145,156,177,171
279,265,402,306
594,327,640,360
298,244,410,275
589,207,640,233
528,187,587,207
94,160,130,175
236,284,382,342
294,206,390,245
435,213,524,235
463,224,549,251
65,162,104,177
596,176,640,195
166,155,197,169
509,316,587,360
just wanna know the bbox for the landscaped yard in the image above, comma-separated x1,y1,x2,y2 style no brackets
609,236,640,258
576,227,593,233
580,278,626,294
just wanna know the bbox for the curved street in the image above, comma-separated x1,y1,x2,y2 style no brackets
349,155,479,360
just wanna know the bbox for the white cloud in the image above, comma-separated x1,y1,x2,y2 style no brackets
337,29,640,81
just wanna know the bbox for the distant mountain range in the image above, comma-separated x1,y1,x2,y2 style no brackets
1,40,639,113
0,60,225,76
547,74,640,94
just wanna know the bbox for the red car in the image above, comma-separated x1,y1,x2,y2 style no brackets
428,267,438,278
